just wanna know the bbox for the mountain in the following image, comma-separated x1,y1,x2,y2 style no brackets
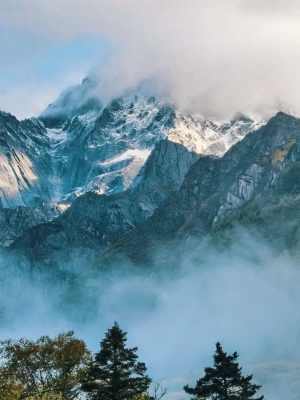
8,139,200,273
0,77,269,281
41,80,264,201
1,80,300,400
94,112,300,267
0,78,264,210
0,203,65,247
6,111,300,280
0,111,51,208
207,160,300,256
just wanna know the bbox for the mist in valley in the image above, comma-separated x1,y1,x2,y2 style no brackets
0,230,299,399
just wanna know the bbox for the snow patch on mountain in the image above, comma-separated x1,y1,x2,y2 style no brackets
168,111,263,156
40,87,266,203
0,77,267,209
59,149,151,202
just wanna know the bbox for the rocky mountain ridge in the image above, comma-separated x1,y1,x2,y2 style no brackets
8,139,200,272
6,111,300,280
0,111,51,208
0,203,65,247
0,78,264,210
98,112,300,266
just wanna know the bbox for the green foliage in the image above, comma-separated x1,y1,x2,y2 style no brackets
83,322,151,400
213,204,262,235
274,162,300,195
0,328,264,400
184,342,264,400
206,161,300,256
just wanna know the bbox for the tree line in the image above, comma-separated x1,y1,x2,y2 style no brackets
0,322,264,399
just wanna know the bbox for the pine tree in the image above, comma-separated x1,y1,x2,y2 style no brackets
83,322,151,400
183,342,264,400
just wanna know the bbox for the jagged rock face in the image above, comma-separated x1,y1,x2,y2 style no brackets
46,96,175,200
104,112,300,263
205,160,300,257
0,204,65,247
7,112,299,273
168,111,262,155
0,77,269,279
0,77,264,209
0,112,51,208
46,91,264,200
9,140,200,272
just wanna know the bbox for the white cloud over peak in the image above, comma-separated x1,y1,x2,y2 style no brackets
1,0,300,117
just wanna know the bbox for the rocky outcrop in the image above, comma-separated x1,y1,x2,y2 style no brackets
205,159,300,257
46,96,175,199
0,203,65,247
8,140,200,273
41,78,266,201
0,112,51,208
100,112,300,264
0,76,264,209
7,112,300,274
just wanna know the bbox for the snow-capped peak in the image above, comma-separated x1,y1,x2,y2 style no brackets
0,77,268,208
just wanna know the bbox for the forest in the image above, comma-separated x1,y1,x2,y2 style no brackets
0,322,264,400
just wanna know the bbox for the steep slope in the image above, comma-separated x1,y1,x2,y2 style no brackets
206,160,300,256
8,112,300,275
0,76,264,209
8,140,200,273
98,112,300,265
51,103,264,200
167,111,262,155
44,95,175,199
0,112,51,208
0,203,65,247
40,77,264,200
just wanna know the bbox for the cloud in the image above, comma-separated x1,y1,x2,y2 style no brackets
242,0,300,16
1,0,300,117
0,72,85,119
0,0,300,114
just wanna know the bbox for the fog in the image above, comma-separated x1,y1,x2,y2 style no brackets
1,230,300,399
2,1,300,118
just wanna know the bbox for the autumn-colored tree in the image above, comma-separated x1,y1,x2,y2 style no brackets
0,331,91,400
0,365,25,400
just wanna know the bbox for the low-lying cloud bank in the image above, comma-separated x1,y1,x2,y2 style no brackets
2,0,300,117
1,230,300,399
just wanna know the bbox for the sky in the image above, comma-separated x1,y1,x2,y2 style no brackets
1,0,300,119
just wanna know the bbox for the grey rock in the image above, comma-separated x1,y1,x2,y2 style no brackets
0,77,264,209
0,203,64,247
8,140,200,274
0,112,51,208
104,112,300,263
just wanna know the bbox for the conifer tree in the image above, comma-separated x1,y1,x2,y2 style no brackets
183,342,264,400
83,322,151,400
